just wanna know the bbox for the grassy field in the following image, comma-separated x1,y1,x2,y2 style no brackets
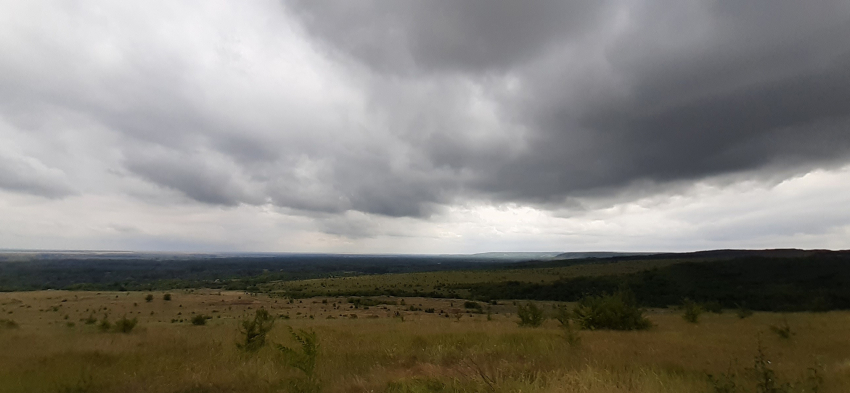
1,290,848,393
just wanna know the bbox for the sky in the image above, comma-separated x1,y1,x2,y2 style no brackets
1,1,850,253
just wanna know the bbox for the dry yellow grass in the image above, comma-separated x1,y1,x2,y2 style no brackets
1,290,848,393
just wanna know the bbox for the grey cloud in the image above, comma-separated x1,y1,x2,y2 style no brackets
123,148,266,206
288,0,614,74
0,150,76,198
2,0,850,237
288,0,850,210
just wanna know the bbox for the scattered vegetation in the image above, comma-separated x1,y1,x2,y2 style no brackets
347,297,396,308
145,294,154,302
0,290,847,393
163,293,172,301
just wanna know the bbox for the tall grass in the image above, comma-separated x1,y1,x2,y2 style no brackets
1,290,849,393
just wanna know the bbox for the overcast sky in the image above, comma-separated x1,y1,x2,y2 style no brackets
1,1,849,253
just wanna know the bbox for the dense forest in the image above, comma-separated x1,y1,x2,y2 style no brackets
0,254,505,291
462,254,850,311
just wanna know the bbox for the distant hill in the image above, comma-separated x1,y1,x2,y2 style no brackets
552,252,657,260
623,248,839,260
2,249,848,299
467,252,565,260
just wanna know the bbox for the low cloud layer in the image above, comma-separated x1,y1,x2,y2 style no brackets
1,1,849,251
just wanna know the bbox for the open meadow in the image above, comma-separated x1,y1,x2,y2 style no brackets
1,290,848,393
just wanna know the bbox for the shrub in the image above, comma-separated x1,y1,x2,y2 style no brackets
463,301,482,310
562,322,581,347
0,318,19,329
145,294,154,303
276,326,319,376
552,305,581,347
98,316,112,332
554,305,571,326
163,293,172,301
114,316,138,333
191,314,209,326
753,342,791,393
682,298,703,324
707,364,738,393
84,314,97,325
237,308,274,352
737,304,754,319
516,302,545,327
276,326,320,393
573,289,651,331
770,318,794,340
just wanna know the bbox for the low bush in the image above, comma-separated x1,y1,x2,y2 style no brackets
0,318,18,329
737,304,754,319
144,294,154,303
554,305,571,326
98,316,112,332
682,298,703,324
237,308,274,352
276,326,320,393
163,293,172,301
463,301,481,310
753,342,792,393
83,314,97,325
573,289,651,331
114,316,138,333
770,318,795,340
191,314,210,326
516,302,545,327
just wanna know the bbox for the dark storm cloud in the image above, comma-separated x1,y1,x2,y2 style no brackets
288,0,850,207
288,0,614,74
2,1,850,227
